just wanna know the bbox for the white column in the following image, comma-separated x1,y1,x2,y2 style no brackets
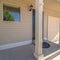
34,0,44,60
44,14,48,40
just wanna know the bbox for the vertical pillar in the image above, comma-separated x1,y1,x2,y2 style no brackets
44,14,48,41
34,0,44,60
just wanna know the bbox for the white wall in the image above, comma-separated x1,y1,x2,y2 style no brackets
48,16,59,42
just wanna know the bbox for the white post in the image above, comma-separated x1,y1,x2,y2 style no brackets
34,0,44,60
44,13,48,41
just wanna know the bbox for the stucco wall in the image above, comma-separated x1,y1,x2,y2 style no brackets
44,8,60,42
0,0,60,45
48,16,59,42
0,0,32,45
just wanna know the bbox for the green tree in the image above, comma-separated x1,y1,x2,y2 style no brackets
3,9,14,21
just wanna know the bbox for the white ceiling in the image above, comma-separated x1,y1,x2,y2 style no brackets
44,0,60,13
26,0,60,13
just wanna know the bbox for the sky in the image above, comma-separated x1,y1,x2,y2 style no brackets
11,12,20,22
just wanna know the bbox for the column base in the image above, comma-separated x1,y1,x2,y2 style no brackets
58,43,60,46
34,53,44,60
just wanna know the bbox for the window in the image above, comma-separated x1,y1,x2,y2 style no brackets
3,4,20,22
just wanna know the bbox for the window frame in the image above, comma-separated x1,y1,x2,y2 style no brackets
2,3,21,23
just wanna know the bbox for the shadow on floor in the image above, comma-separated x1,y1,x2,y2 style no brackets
43,41,60,56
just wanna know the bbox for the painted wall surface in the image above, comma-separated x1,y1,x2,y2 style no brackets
0,0,32,45
43,12,59,42
48,16,59,42
0,0,60,45
44,8,60,42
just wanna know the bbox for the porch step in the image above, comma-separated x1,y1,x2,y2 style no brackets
44,49,60,60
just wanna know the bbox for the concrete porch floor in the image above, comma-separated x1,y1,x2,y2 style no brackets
43,41,60,60
0,41,60,60
0,44,36,60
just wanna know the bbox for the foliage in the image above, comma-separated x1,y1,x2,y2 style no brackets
3,9,14,21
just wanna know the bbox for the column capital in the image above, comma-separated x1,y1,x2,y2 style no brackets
36,0,44,6
39,0,44,5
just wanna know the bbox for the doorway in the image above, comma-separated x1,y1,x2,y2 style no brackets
32,9,35,42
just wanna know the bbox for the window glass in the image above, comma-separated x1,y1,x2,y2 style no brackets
3,4,20,22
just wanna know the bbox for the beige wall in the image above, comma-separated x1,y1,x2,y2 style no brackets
48,16,59,42
0,0,60,45
44,0,60,42
0,0,32,45
44,8,60,42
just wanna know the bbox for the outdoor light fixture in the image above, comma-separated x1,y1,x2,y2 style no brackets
29,5,33,11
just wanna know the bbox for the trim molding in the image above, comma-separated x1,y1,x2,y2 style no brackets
0,40,32,50
52,33,59,42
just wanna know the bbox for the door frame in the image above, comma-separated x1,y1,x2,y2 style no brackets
32,9,35,41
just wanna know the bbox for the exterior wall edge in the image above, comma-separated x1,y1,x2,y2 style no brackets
0,40,32,50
